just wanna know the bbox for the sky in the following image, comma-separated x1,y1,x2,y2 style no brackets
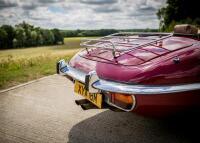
0,0,166,29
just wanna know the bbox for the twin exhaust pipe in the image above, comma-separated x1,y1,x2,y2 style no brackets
75,99,98,110
75,99,123,111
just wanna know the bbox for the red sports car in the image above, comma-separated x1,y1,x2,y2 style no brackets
57,25,200,117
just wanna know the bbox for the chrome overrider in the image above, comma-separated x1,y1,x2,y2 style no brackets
57,59,200,111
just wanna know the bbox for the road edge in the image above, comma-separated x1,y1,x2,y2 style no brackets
0,74,57,94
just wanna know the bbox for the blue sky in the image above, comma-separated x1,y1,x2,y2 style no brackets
0,0,166,29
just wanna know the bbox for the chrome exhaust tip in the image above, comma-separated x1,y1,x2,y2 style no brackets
75,99,89,105
75,99,97,110
80,103,98,110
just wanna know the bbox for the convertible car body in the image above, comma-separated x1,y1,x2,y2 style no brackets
57,25,200,117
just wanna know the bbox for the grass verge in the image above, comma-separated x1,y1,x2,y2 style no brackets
0,50,78,89
0,37,98,90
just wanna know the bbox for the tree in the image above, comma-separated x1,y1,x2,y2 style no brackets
0,22,66,49
41,29,55,45
16,21,34,31
14,27,26,48
34,27,43,46
37,33,44,46
30,31,38,46
157,0,200,31
12,38,18,48
0,28,8,49
1,25,15,48
15,22,35,47
52,29,64,44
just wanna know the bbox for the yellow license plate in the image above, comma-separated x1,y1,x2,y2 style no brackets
74,80,102,108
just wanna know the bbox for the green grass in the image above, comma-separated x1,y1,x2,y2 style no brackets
64,37,97,49
0,37,97,90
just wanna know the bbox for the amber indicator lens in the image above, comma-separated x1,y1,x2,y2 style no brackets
110,93,135,110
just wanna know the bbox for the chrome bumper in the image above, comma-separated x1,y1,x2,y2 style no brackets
57,60,200,95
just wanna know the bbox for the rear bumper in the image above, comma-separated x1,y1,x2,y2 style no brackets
57,59,200,95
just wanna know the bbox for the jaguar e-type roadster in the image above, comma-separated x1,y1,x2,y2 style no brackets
57,24,200,117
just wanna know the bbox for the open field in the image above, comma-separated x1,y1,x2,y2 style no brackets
0,37,97,89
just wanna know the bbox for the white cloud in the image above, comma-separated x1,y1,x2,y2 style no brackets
0,0,166,29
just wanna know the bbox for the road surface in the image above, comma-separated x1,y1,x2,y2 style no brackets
0,75,199,143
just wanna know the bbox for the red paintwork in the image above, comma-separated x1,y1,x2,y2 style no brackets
70,36,200,85
133,90,200,117
96,43,200,85
69,35,200,116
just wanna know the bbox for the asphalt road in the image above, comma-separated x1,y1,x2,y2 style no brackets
0,75,199,143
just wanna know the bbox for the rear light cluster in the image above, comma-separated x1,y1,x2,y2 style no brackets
106,92,136,111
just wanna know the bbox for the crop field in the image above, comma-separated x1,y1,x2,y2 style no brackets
0,37,96,89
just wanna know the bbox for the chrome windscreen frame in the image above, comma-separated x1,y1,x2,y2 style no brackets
57,60,200,95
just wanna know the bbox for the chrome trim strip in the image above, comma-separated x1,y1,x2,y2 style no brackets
93,80,200,94
57,60,200,95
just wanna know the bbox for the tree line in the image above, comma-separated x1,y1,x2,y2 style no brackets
0,22,64,49
157,0,200,31
0,22,158,49
61,28,158,37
